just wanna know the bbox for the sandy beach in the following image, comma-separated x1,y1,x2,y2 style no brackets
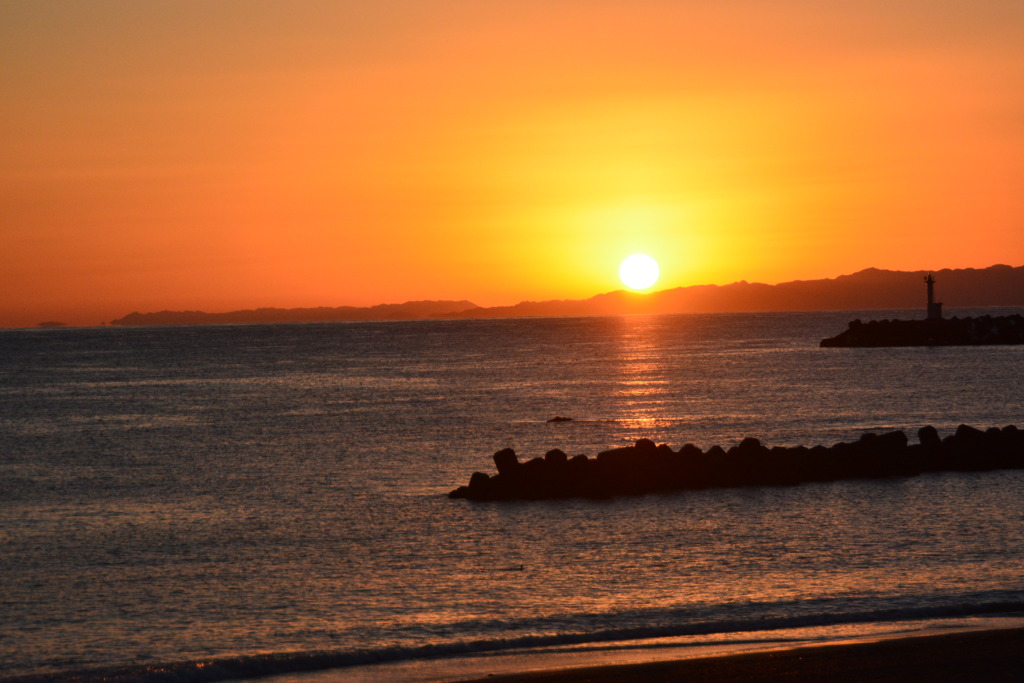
458,627,1024,683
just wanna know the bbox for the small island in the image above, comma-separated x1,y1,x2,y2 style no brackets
820,274,1024,347
449,424,1024,502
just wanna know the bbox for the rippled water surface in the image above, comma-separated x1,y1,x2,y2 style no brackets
1,310,1023,680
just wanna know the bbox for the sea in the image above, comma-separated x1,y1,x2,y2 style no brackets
2,309,1023,682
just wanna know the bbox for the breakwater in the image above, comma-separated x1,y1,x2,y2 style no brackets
449,424,1024,501
820,314,1024,347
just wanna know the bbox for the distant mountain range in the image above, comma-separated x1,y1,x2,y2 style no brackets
109,300,480,326
446,264,1024,318
109,265,1024,326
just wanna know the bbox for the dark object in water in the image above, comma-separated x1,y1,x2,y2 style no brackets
820,314,1024,347
448,424,1024,501
547,416,574,422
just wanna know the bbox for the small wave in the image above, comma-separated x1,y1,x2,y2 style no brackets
7,598,1022,683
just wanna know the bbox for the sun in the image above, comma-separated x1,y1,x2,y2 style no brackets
619,254,660,290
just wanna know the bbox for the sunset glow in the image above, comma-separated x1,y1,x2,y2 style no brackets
2,1,1023,327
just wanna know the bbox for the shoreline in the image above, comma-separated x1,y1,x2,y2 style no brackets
456,626,1024,683
250,617,1024,683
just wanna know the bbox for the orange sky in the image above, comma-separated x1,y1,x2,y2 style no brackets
2,1,1023,327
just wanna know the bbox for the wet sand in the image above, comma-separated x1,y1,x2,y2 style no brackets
457,627,1024,683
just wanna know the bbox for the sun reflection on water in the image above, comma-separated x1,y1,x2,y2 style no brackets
610,316,684,439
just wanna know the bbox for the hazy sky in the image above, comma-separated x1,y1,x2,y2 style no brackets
2,0,1023,326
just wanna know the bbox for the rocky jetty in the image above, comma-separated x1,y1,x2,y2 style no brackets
820,314,1024,347
448,425,1024,501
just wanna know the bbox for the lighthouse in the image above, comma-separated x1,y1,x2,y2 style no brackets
925,274,943,320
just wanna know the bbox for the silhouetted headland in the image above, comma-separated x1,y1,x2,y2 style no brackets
820,272,1024,347
820,314,1024,347
448,424,1024,501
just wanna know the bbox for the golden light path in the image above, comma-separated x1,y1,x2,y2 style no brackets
619,254,660,290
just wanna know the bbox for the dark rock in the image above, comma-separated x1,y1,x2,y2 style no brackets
523,456,546,471
738,437,761,452
544,448,568,466
448,486,471,499
706,445,727,459
955,424,985,441
874,430,908,454
918,425,941,449
493,448,519,475
597,445,635,466
678,443,703,457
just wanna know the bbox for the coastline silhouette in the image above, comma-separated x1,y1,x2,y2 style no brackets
107,264,1024,327
821,272,1024,346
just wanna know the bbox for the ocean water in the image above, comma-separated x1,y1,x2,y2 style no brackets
2,310,1023,681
